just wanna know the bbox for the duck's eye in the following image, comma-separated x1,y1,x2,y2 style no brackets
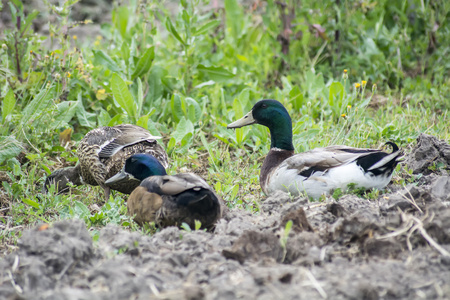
261,104,267,108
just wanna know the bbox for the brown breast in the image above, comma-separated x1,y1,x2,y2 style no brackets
260,149,294,194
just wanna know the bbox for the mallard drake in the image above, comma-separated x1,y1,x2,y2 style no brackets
105,154,222,230
227,99,403,199
44,124,168,200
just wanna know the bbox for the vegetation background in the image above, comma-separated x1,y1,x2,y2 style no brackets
0,0,449,252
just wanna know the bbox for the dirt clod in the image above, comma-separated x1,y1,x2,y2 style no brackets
222,230,284,264
406,133,450,175
280,207,313,233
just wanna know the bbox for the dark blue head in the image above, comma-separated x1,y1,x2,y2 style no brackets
105,154,167,186
228,99,294,151
124,154,167,180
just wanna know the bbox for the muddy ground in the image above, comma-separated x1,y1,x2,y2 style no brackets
0,134,449,299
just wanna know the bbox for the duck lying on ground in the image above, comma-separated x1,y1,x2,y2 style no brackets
44,124,168,200
227,99,403,199
105,154,222,230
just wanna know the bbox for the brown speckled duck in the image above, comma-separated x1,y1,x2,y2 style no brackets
44,124,168,200
105,154,222,230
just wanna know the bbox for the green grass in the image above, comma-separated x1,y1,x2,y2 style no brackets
0,0,449,252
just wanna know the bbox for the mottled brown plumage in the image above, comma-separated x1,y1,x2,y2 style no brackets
44,124,168,200
127,173,223,230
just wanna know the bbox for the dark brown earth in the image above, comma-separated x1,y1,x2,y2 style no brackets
0,134,450,299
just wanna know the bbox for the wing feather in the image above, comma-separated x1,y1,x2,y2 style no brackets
96,124,161,158
143,173,211,195
284,146,382,173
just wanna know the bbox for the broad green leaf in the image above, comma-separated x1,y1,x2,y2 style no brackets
74,200,90,218
180,132,193,147
229,184,239,201
2,89,16,123
121,42,130,65
146,119,162,137
22,10,39,36
132,46,155,79
21,86,56,126
147,66,163,103
10,0,23,10
185,97,202,122
93,50,121,72
76,93,97,128
165,17,186,46
193,19,221,36
170,93,184,123
0,136,23,165
97,108,111,126
167,137,176,153
172,117,194,143
238,88,250,108
197,64,235,82
108,114,124,126
329,82,344,106
111,73,137,119
289,86,304,111
41,164,51,176
182,10,191,28
53,101,78,129
140,108,156,126
137,114,150,130
114,6,129,38
22,198,40,209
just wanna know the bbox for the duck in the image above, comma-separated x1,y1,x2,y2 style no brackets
44,124,169,200
105,154,222,230
227,99,403,199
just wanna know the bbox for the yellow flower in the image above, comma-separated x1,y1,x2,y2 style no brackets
73,35,77,40
66,72,71,78
96,35,103,40
362,80,367,87
96,89,107,100
341,114,346,118
342,69,348,80
354,83,361,88
30,50,33,54
55,56,59,59
94,41,100,46
347,105,351,109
